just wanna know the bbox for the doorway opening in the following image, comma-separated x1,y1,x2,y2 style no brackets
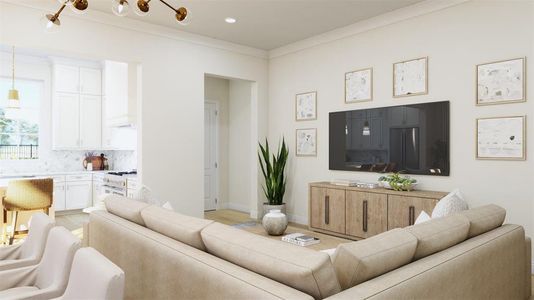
204,75,254,213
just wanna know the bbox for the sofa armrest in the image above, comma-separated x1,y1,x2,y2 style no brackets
526,237,531,299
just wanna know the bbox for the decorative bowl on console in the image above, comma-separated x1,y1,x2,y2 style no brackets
378,173,417,191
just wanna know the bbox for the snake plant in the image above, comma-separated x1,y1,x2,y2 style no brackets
258,138,289,205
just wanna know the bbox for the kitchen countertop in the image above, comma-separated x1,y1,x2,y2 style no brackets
0,170,115,179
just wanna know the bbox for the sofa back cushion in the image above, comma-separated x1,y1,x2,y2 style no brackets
332,228,417,290
406,214,470,260
104,195,149,226
201,222,341,299
458,204,506,238
141,205,213,251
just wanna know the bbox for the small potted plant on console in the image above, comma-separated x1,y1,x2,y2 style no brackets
378,173,417,191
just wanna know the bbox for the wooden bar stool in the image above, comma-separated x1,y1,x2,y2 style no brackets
2,178,53,245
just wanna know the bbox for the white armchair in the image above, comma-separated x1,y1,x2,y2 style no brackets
0,226,81,300
53,247,125,300
0,212,54,271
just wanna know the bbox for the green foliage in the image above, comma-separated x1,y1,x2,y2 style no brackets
258,138,289,205
378,173,416,191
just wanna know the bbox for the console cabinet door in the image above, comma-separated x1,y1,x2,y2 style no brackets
310,187,346,234
346,191,387,238
387,195,438,230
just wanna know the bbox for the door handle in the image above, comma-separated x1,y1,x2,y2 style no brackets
409,206,415,225
363,200,368,232
324,195,330,225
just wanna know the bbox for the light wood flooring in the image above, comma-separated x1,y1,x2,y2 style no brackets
204,209,351,251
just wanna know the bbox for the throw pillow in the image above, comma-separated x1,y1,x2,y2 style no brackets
414,211,431,224
431,188,468,218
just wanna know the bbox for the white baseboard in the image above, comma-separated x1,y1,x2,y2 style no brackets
227,202,250,213
250,210,258,219
287,213,308,226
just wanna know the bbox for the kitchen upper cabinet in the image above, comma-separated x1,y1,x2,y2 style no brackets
102,97,136,150
54,65,79,93
53,93,80,149
65,181,92,210
53,63,103,150
80,95,102,149
79,68,102,95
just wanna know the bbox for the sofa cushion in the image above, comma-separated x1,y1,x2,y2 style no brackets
459,204,506,238
141,205,213,251
407,214,470,260
332,229,417,290
104,195,149,226
201,222,341,299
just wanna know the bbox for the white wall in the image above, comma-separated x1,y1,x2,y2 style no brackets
0,2,268,218
268,0,534,239
228,80,253,212
204,76,230,208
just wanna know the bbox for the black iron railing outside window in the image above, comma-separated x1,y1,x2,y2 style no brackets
0,144,38,160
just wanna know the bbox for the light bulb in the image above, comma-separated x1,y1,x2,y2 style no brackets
175,7,191,26
41,14,61,33
134,0,149,16
112,0,129,17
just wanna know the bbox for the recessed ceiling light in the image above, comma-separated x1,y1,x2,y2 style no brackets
225,17,237,24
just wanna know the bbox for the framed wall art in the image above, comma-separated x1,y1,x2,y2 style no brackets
345,67,373,103
393,57,428,97
296,128,317,156
476,57,526,105
476,116,526,160
295,91,317,121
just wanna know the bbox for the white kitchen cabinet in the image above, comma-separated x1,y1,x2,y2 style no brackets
53,182,66,211
53,93,81,149
54,65,79,93
66,181,93,210
80,68,102,95
80,95,102,149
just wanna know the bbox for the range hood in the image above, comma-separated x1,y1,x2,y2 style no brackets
103,60,140,127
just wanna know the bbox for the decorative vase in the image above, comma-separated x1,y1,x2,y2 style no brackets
262,203,286,217
262,209,288,236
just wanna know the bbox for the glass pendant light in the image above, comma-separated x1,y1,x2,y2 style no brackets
7,46,20,112
134,0,150,16
175,7,191,25
112,0,130,17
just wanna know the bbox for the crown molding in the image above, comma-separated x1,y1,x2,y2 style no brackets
268,0,470,59
0,0,268,60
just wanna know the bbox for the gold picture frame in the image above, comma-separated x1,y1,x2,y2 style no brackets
345,67,373,103
295,91,317,121
296,128,317,157
476,57,526,106
393,57,428,98
476,115,526,160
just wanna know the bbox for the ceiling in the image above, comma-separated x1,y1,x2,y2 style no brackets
84,0,423,50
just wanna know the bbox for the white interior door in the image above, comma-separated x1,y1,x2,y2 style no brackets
204,101,218,211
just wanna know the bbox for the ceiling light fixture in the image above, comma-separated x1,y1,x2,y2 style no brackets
44,0,192,31
43,0,89,32
224,17,236,24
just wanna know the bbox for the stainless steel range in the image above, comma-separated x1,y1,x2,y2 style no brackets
103,171,137,197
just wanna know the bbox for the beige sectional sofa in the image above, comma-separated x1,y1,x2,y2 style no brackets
84,196,531,300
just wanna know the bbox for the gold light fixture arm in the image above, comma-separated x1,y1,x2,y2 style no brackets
51,1,68,22
158,0,188,21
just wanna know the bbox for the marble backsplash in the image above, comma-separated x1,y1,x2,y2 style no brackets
0,150,137,174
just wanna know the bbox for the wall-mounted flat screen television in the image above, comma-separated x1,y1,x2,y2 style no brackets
329,101,449,176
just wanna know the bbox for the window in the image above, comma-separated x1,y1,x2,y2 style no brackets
0,77,42,160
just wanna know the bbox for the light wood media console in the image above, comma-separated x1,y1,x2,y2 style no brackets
308,182,447,240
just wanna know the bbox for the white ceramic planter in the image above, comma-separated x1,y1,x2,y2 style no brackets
262,209,288,236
